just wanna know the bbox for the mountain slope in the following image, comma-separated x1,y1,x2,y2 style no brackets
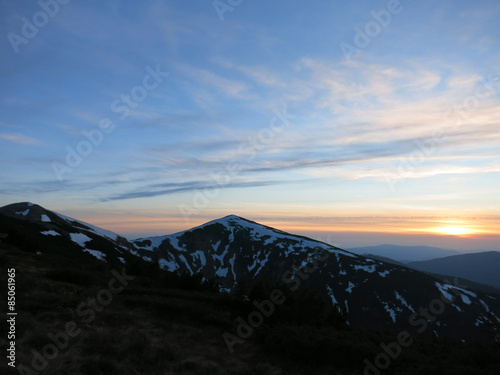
349,244,462,262
2,203,499,342
363,254,500,294
134,215,500,341
407,251,500,290
0,202,139,265
3,231,500,375
362,253,406,266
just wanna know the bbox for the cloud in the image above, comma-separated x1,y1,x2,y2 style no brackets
102,178,299,202
0,133,40,145
175,63,253,100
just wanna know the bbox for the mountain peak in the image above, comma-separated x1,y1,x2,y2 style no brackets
0,202,122,242
0,202,49,221
1,201,38,210
219,214,248,221
196,214,268,230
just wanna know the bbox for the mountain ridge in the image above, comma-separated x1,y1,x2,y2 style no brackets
407,251,500,290
2,201,500,342
349,244,464,262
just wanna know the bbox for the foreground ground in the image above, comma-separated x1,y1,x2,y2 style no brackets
1,243,499,375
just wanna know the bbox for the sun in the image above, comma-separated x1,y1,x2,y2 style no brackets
433,227,474,236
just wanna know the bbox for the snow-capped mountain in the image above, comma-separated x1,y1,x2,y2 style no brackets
0,202,138,265
134,214,500,341
133,214,358,288
1,203,499,341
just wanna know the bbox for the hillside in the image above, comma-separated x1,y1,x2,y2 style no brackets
349,244,462,262
1,225,500,374
363,254,500,295
2,203,499,341
133,214,500,341
1,202,500,374
407,252,500,290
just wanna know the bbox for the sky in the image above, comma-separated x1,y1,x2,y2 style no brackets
1,0,500,250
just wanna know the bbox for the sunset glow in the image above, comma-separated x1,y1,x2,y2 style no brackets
432,227,475,236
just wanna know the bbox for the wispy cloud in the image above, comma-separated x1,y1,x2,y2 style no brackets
102,178,301,202
175,63,253,100
0,133,40,145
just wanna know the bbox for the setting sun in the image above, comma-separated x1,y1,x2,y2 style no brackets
433,227,475,236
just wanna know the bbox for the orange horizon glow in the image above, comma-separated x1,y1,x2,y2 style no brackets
78,213,500,239
60,211,500,250
431,226,476,236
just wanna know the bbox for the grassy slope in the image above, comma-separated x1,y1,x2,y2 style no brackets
1,243,499,375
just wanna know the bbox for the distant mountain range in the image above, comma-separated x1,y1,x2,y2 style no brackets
1,202,499,342
349,244,463,262
353,245,500,292
364,254,500,295
407,252,500,290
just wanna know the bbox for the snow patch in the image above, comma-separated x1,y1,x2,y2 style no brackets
326,285,338,305
83,249,106,261
178,254,194,274
70,232,92,247
435,282,477,305
382,302,397,323
159,258,180,272
216,267,229,277
41,230,60,236
336,249,358,258
263,235,277,245
434,282,454,301
378,270,391,277
345,282,356,293
460,294,472,305
55,212,119,241
354,264,376,273
228,253,237,279
284,245,296,257
394,291,415,312
479,299,489,311
168,235,181,250
135,235,168,251
192,250,207,267
212,240,221,251
253,253,270,275
212,245,230,266
41,214,51,222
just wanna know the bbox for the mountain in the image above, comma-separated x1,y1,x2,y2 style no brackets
1,202,499,343
348,244,462,262
407,252,500,290
3,214,500,375
363,254,500,294
0,202,139,266
134,214,500,341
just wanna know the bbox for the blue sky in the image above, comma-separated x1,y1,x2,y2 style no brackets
1,0,500,249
